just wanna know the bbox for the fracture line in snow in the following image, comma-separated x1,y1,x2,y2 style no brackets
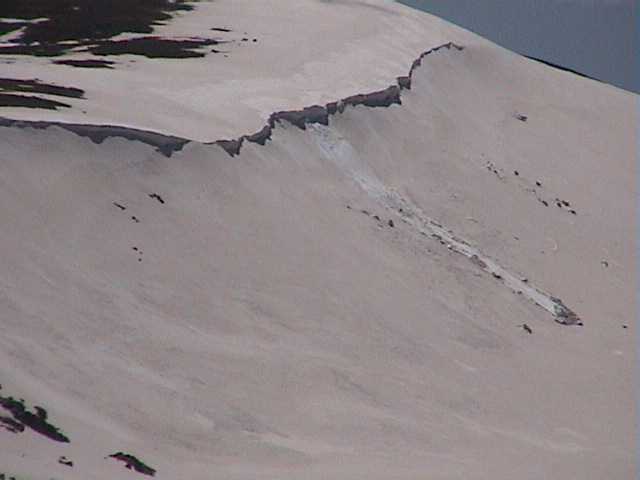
310,123,581,326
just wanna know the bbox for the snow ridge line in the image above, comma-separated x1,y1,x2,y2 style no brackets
213,42,464,156
0,42,463,157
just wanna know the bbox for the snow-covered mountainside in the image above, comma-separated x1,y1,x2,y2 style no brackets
0,1,635,479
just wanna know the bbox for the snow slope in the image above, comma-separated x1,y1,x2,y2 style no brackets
0,1,635,479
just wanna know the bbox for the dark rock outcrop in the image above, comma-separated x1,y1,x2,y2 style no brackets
109,452,156,476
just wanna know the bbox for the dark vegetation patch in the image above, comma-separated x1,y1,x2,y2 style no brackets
0,415,25,433
0,1,222,59
109,452,156,476
0,387,70,442
0,78,84,98
0,43,67,57
0,1,195,49
89,36,220,59
53,58,115,68
0,93,71,109
0,21,25,36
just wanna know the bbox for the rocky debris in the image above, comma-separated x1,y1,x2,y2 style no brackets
132,246,143,262
58,456,73,467
515,113,528,122
484,161,504,179
148,193,165,204
113,202,127,211
388,219,395,228
521,323,533,334
551,298,582,326
0,388,70,443
109,452,156,476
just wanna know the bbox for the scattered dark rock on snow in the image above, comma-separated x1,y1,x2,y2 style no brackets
541,200,549,207
58,456,73,467
109,452,156,476
491,272,503,280
211,27,232,33
0,390,70,443
148,193,165,204
388,219,395,228
131,216,140,223
373,215,381,221
622,324,628,329
536,181,542,187
514,170,519,176
515,113,528,122
569,209,577,215
521,323,533,334
114,202,127,211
